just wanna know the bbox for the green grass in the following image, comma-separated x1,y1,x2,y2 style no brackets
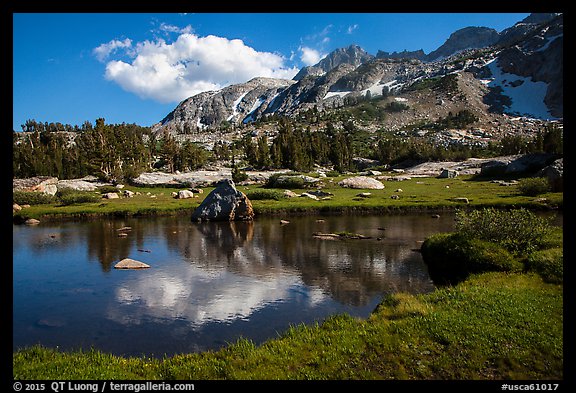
12,175,563,221
252,175,561,214
13,186,202,220
13,272,562,380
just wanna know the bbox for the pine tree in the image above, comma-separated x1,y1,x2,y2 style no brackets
159,131,179,173
256,135,272,169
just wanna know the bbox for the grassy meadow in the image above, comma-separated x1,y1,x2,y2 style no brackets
12,174,563,221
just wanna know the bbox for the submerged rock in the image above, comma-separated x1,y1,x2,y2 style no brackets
313,232,372,240
191,179,254,222
114,258,151,269
36,317,66,328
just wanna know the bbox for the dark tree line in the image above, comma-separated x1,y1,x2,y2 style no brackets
13,119,211,182
14,117,562,182
238,119,563,172
238,118,352,172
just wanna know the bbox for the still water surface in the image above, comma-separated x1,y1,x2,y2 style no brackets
14,213,459,357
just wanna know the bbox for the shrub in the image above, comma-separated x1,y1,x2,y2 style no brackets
265,174,307,189
13,191,58,205
385,101,409,112
245,189,286,201
525,248,563,284
58,190,101,205
232,167,249,183
421,233,521,285
454,208,552,256
97,185,120,194
517,177,550,196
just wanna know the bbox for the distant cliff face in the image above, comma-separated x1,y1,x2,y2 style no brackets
426,26,500,61
495,14,563,118
498,13,562,46
375,27,500,62
154,13,562,138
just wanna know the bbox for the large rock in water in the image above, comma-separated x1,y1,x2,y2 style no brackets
114,258,151,269
192,179,254,222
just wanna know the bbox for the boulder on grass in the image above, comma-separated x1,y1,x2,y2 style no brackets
191,179,254,222
338,176,385,190
438,169,458,178
175,190,194,199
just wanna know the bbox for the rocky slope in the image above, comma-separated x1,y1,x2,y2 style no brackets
156,77,295,134
494,14,563,118
153,13,562,142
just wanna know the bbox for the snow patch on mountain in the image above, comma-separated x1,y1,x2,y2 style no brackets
248,97,265,114
483,59,554,120
536,34,562,52
242,97,266,124
227,92,249,121
323,81,388,100
324,91,351,100
362,82,388,97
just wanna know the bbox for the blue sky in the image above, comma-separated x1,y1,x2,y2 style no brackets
12,12,531,131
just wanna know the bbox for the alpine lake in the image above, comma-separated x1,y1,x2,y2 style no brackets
13,211,561,358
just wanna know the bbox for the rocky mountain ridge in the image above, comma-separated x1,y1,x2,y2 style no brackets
293,44,374,80
152,13,562,142
158,77,295,135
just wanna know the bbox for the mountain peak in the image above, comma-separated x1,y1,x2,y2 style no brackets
155,14,562,138
293,44,374,81
520,13,562,25
426,26,500,61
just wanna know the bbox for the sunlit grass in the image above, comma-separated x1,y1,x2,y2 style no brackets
13,175,562,221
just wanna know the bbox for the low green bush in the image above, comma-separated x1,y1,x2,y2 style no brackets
232,167,249,183
97,185,120,194
13,191,58,205
454,208,552,256
58,191,102,205
517,177,550,196
421,233,522,285
265,174,306,189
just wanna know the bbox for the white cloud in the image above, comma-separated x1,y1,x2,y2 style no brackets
93,38,133,62
98,33,298,103
347,24,359,34
158,23,193,35
299,46,326,66
304,24,333,42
